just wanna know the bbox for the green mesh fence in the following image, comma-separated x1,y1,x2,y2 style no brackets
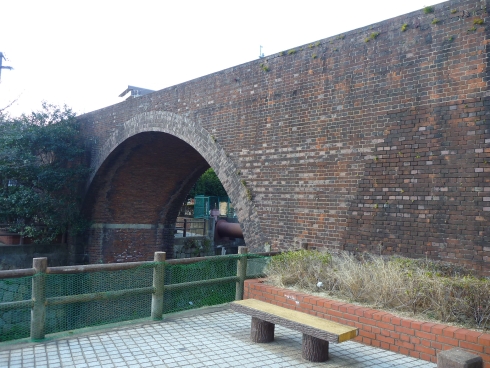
164,256,238,313
246,255,269,278
0,254,271,342
0,277,31,342
44,263,155,335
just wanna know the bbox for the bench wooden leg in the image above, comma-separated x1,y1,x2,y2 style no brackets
302,334,329,362
251,317,275,343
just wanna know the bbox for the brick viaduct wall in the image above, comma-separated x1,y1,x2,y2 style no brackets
78,0,489,274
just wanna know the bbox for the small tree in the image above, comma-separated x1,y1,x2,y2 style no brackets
0,103,90,243
187,168,227,199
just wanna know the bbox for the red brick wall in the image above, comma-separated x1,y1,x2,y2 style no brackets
244,279,490,367
78,0,490,272
81,132,209,263
86,226,163,264
344,99,489,272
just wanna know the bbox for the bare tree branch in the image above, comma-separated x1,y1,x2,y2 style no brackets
0,98,19,113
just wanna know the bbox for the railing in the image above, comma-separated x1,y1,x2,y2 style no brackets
0,247,279,341
174,218,207,237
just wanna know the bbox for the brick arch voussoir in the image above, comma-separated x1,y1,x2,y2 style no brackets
89,111,264,251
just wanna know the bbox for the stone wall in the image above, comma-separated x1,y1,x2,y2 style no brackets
0,244,68,270
173,237,214,259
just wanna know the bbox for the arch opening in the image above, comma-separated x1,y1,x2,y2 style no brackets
80,111,262,263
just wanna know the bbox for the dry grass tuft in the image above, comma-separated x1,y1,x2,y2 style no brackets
265,250,490,330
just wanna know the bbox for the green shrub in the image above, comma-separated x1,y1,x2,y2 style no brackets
365,32,380,43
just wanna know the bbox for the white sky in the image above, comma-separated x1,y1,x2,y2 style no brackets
1,0,445,117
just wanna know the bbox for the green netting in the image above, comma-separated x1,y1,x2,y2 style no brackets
246,255,270,277
44,263,155,335
164,256,238,313
0,277,32,342
0,254,271,342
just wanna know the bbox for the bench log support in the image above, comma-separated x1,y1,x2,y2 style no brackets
251,316,275,343
303,334,329,362
230,299,358,363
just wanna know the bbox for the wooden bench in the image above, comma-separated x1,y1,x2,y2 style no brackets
230,299,358,362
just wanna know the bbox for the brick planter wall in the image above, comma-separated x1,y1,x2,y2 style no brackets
244,279,490,367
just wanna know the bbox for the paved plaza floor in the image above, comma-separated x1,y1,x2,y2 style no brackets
0,305,436,368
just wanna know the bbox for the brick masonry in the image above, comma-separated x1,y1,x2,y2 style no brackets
78,0,489,272
244,279,490,367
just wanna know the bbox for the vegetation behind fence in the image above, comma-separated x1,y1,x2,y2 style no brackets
0,248,274,342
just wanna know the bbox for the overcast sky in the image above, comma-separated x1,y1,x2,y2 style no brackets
1,0,445,117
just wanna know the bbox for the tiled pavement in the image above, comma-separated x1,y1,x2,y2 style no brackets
0,306,436,368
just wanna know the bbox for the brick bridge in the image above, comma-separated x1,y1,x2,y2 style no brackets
78,0,489,275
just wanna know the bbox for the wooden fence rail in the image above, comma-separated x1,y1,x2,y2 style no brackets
0,247,280,341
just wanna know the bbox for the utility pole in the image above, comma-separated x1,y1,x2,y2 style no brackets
0,52,13,82
259,46,264,59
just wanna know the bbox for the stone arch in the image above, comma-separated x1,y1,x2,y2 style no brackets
85,111,264,260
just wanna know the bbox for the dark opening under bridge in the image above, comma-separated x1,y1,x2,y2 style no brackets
78,0,490,275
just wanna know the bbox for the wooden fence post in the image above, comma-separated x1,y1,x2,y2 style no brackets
235,246,248,300
31,257,47,340
151,252,166,320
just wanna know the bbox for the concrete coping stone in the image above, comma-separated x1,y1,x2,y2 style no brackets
437,348,483,368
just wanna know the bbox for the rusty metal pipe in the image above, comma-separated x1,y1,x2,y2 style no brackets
215,219,243,239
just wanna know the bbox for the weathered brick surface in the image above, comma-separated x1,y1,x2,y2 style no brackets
244,279,490,367
344,100,490,273
79,0,490,271
86,226,163,264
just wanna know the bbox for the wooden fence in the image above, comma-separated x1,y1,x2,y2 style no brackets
0,247,279,341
